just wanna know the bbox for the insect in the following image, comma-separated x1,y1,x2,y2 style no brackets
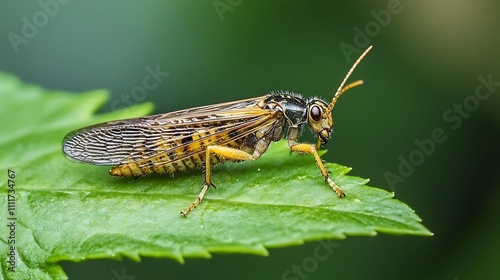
62,46,372,217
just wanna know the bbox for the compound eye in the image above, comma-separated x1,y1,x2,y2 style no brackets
310,105,322,122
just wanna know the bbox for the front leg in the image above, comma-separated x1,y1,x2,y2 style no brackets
289,142,346,198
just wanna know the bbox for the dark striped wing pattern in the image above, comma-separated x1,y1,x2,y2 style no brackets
62,96,278,166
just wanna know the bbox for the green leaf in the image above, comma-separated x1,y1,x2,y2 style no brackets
0,72,431,279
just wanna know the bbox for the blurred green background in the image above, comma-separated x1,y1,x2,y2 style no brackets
1,0,499,279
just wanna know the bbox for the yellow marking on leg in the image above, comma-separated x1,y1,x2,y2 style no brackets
181,145,255,217
290,143,345,198
204,145,254,188
209,145,255,160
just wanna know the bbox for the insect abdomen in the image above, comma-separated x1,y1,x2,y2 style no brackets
109,154,219,177
107,120,255,177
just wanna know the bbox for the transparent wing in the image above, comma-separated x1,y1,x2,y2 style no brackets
62,96,277,166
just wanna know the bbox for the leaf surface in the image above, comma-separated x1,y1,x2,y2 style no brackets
0,73,431,279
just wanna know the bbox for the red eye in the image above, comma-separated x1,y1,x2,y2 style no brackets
310,105,322,122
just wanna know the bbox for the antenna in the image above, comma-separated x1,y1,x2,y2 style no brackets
326,45,373,113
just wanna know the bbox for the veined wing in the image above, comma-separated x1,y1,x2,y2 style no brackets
62,96,277,165
113,95,265,125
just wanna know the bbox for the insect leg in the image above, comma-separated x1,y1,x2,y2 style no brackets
289,142,346,198
180,145,255,217
180,183,210,218
203,146,254,187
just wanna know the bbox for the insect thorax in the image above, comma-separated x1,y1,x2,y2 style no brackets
264,92,308,126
